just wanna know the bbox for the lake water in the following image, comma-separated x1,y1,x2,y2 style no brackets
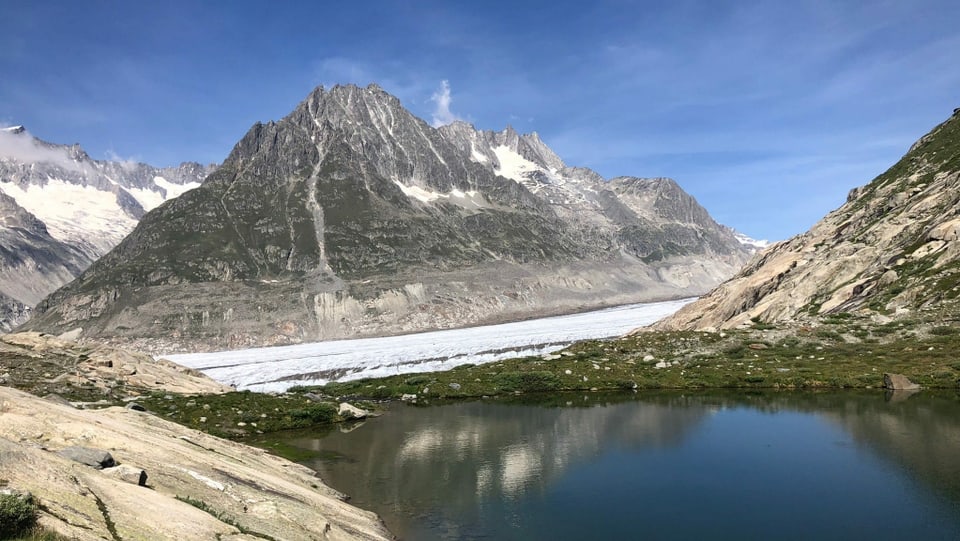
272,391,960,540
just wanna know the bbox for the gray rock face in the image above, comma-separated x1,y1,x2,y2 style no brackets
25,84,749,350
57,446,116,469
0,128,216,329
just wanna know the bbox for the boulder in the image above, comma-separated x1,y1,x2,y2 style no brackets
57,446,116,469
878,269,899,287
103,465,148,486
338,402,368,419
448,382,461,391
883,373,921,391
125,402,146,412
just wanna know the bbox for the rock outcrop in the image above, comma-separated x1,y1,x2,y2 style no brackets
883,373,921,391
23,84,750,351
656,108,960,330
0,332,232,394
0,386,392,540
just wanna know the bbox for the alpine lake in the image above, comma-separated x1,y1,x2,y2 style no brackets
254,389,960,541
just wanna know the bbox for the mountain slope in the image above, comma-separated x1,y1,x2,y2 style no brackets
0,126,216,328
657,108,960,331
24,84,750,351
0,190,91,330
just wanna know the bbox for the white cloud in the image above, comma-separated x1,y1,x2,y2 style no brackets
0,128,87,173
430,80,462,127
104,149,143,171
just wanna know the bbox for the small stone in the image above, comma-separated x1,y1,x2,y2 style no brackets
199,417,207,423
564,370,572,375
542,354,562,361
401,394,417,401
237,422,247,427
748,343,768,350
448,382,461,391
642,355,655,362
125,402,146,412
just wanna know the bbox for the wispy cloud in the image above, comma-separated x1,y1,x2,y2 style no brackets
430,80,462,127
0,128,86,173
104,149,143,171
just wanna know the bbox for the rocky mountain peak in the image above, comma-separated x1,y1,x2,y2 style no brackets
22,83,751,350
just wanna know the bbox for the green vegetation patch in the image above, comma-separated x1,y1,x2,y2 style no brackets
137,390,347,439
305,320,960,401
0,493,37,538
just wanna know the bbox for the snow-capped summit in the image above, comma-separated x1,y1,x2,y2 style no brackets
0,127,217,330
26,83,751,350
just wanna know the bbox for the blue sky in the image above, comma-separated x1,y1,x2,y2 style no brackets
1,1,957,241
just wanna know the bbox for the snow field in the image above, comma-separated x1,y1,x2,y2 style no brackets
165,298,692,392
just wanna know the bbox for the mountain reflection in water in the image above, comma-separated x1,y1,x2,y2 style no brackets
280,391,960,541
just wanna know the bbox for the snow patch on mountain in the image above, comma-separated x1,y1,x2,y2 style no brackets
0,178,137,255
492,144,548,183
734,232,771,250
393,179,487,209
127,176,201,211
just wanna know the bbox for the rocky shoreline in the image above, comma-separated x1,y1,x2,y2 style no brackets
0,333,393,541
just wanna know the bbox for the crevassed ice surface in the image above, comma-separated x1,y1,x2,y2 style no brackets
166,298,692,392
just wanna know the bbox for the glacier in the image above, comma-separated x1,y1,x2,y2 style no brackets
165,298,693,393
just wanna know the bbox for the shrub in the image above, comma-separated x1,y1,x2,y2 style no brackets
289,402,337,424
0,493,37,537
930,326,958,335
403,375,432,386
